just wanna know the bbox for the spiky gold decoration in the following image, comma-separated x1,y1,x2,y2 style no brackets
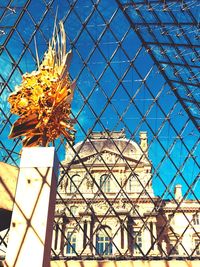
8,21,76,147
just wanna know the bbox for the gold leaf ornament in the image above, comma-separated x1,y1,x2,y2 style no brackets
8,21,76,147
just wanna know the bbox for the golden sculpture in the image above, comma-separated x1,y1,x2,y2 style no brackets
8,21,76,147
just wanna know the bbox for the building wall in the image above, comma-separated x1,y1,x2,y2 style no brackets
52,131,200,258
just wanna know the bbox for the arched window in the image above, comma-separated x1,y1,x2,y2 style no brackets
129,174,140,192
70,174,80,193
100,174,111,193
66,232,76,254
96,226,112,255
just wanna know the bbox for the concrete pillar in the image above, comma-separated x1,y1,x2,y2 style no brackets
5,147,58,267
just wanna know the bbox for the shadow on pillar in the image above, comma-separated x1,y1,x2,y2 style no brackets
0,209,12,231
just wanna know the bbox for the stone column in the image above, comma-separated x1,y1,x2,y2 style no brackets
60,221,66,256
52,221,64,255
90,216,94,254
143,223,151,254
52,222,60,253
5,147,58,267
124,220,129,253
112,219,121,256
125,220,132,255
57,223,62,254
127,217,133,256
152,221,159,253
82,217,91,255
147,219,160,255
76,221,84,254
121,218,128,254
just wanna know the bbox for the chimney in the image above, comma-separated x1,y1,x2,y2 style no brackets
139,131,148,153
174,184,182,201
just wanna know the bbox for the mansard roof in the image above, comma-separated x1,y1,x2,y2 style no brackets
74,138,142,159
64,130,148,164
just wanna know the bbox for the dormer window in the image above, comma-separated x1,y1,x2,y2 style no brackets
100,174,111,193
129,174,139,192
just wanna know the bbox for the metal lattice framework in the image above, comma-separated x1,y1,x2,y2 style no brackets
117,0,200,130
0,0,199,261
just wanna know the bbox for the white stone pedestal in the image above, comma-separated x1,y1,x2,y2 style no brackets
5,147,58,267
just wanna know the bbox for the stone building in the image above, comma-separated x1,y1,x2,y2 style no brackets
52,131,200,258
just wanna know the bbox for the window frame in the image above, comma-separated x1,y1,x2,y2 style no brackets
96,227,113,255
66,231,77,255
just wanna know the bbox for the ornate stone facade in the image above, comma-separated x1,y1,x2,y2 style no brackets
0,131,199,258
52,131,200,258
